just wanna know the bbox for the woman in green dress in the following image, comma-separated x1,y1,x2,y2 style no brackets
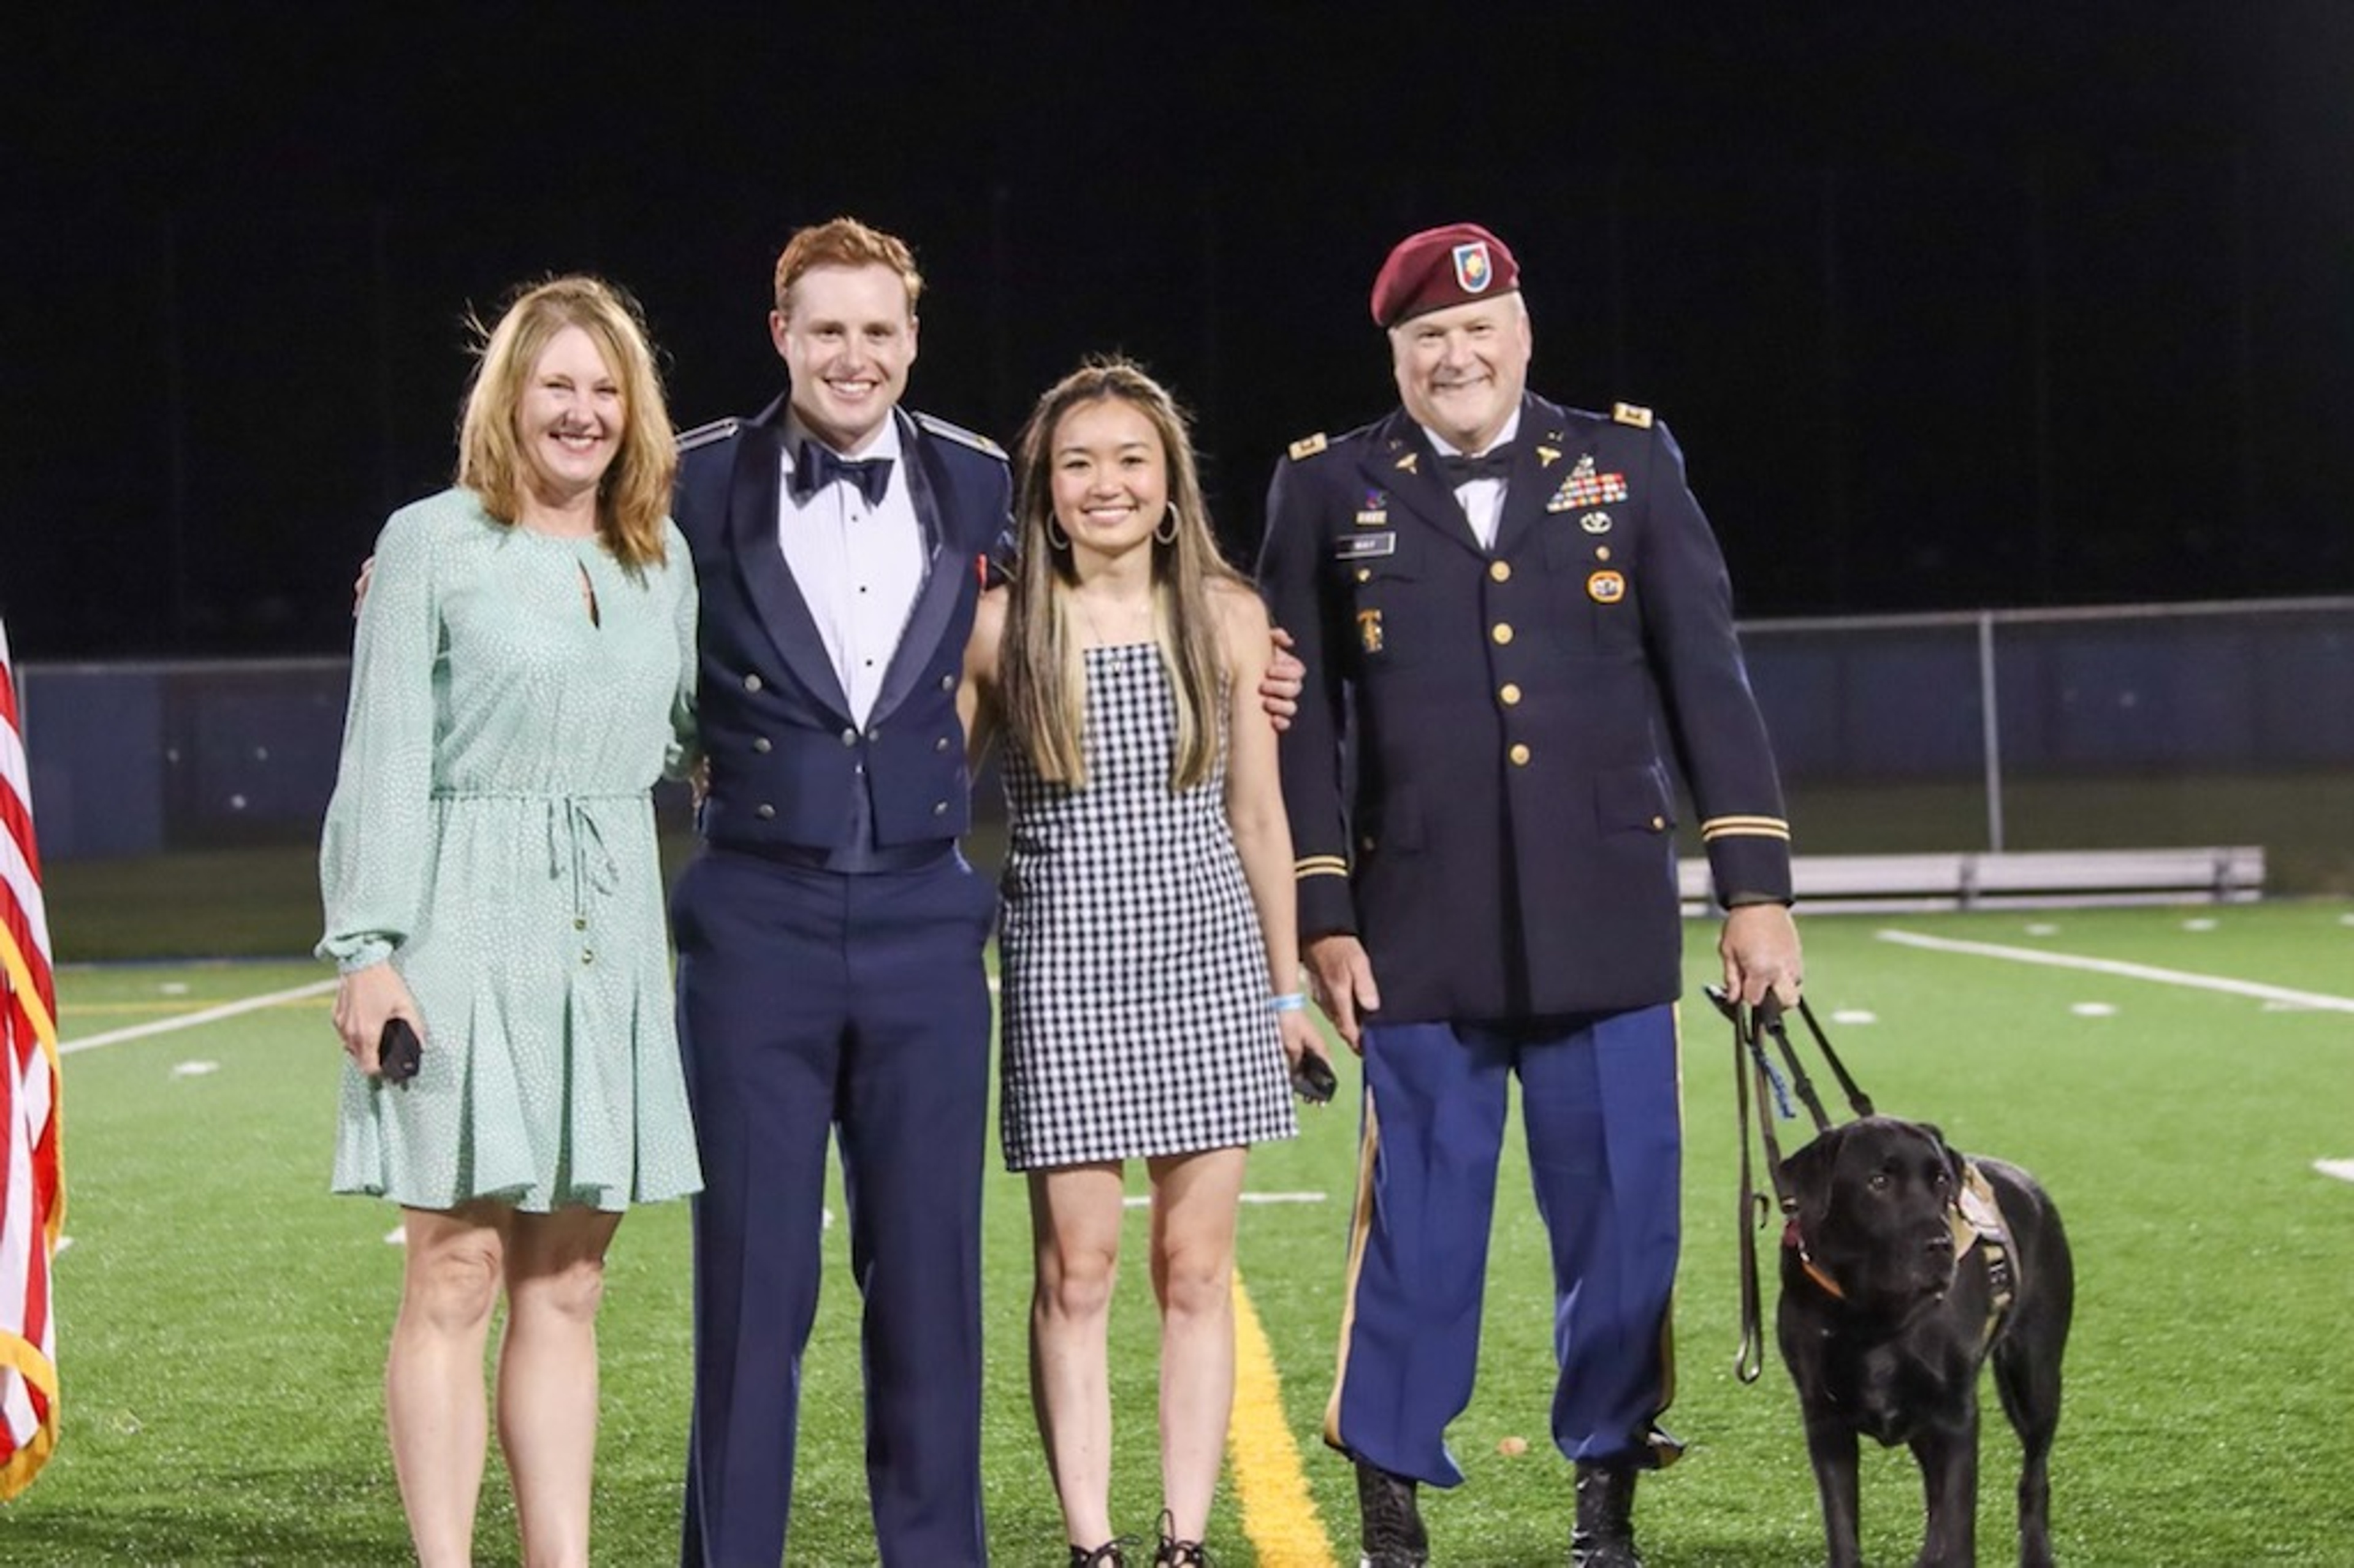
318,275,700,1567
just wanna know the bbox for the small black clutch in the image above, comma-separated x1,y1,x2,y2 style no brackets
1290,1049,1338,1105
378,1017,423,1087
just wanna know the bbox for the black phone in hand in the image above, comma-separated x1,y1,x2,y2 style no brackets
379,1018,422,1087
1291,1049,1337,1105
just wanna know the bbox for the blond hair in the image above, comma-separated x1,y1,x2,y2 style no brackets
1000,357,1246,791
457,275,676,568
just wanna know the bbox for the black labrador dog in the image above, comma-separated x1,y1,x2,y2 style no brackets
1777,1116,2074,1567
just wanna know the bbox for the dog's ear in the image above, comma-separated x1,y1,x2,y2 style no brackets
1933,1127,1968,1190
1781,1126,1845,1230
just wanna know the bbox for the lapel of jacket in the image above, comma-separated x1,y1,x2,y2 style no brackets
1358,409,1487,563
870,407,966,723
1490,393,1566,560
728,397,851,719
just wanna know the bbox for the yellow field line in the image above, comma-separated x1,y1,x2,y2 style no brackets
1229,1268,1339,1567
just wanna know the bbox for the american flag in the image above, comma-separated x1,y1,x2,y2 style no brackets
0,617,61,1499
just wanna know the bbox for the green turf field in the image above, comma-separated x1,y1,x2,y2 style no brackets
4,903,2351,1564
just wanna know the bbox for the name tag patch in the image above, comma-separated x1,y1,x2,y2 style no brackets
1335,533,1397,559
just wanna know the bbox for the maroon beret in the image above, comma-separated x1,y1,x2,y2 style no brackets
1369,223,1521,328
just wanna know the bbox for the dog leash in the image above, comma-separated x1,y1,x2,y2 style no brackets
1710,988,1876,1383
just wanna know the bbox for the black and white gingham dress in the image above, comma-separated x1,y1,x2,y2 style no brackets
997,644,1298,1170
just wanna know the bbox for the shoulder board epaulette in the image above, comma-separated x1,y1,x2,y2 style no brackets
1611,402,1655,430
913,411,1007,458
1288,432,1329,461
675,417,741,453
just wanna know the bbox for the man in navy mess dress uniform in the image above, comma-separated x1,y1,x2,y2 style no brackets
668,216,1009,1568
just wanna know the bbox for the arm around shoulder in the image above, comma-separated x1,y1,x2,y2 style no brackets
959,584,1008,771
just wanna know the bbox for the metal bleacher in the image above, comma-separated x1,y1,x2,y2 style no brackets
1680,846,2267,916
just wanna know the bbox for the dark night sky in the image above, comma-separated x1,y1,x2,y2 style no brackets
6,4,2352,660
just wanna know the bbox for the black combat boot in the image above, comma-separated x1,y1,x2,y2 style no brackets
1355,1460,1429,1567
1569,1461,1644,1568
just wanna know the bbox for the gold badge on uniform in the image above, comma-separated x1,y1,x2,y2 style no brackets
1586,569,1627,604
1354,487,1389,526
1393,451,1419,474
1536,444,1563,468
1357,608,1385,653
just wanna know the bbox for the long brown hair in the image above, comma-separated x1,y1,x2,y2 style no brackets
457,275,676,568
1000,357,1246,790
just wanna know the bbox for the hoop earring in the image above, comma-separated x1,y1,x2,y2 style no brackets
1155,506,1179,546
1046,517,1072,552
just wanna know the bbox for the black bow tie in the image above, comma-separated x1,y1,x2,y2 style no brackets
793,440,894,508
1438,445,1515,487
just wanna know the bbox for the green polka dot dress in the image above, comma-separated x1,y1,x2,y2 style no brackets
319,487,703,1212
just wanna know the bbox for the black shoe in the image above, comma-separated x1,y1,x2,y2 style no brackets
1070,1542,1131,1567
1570,1462,1644,1568
1152,1510,1214,1566
1354,1460,1429,1567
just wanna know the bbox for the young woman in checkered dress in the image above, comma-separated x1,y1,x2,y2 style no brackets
960,358,1331,1567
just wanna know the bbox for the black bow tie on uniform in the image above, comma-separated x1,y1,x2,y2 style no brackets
793,440,894,508
1437,444,1515,486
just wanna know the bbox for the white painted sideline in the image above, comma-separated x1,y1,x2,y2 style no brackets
1874,929,2354,1014
60,978,338,1054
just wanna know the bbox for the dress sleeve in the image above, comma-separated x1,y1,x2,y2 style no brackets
663,520,701,780
316,508,442,971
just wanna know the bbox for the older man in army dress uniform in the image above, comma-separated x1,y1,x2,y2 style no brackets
1257,223,1804,1568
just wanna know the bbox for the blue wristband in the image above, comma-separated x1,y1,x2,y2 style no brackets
1268,992,1307,1014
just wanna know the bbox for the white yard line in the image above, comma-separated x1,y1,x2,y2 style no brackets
1873,929,2354,1014
59,978,338,1054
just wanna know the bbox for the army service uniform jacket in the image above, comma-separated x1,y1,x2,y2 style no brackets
1257,392,1791,1024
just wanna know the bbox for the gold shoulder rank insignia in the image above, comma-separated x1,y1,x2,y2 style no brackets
675,417,741,452
1611,402,1655,429
1289,432,1329,462
913,410,1007,458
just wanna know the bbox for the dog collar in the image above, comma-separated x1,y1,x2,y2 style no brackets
1782,1219,1848,1301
